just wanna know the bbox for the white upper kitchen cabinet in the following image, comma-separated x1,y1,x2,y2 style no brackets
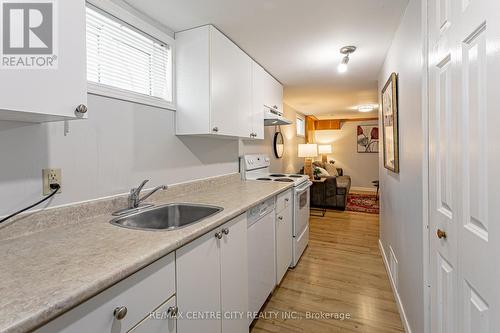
250,61,283,140
0,0,87,122
250,62,266,140
176,25,253,138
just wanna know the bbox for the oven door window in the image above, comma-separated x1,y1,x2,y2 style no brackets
299,190,308,209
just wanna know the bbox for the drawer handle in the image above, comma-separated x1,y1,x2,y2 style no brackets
167,306,179,318
222,228,229,235
113,306,128,320
215,231,223,239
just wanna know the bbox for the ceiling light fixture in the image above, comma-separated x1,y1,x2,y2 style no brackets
337,46,357,74
358,104,375,112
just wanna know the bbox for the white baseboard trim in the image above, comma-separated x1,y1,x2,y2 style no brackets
350,186,377,192
378,239,412,333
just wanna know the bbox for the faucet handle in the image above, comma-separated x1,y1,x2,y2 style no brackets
134,179,149,193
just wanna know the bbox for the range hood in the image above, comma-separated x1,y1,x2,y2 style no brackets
264,105,292,126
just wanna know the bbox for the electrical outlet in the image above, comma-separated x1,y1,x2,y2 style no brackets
42,168,62,195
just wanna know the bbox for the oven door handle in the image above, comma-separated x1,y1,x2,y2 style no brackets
295,180,312,194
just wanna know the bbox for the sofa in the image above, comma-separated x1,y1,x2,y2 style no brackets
302,161,351,211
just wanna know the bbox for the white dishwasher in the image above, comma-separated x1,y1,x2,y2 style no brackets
247,197,276,324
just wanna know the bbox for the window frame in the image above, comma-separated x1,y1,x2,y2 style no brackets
296,115,305,137
86,0,176,111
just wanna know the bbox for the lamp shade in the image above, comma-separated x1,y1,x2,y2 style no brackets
318,145,332,154
298,144,318,158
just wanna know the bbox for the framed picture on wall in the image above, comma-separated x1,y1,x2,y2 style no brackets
381,72,399,173
357,125,379,153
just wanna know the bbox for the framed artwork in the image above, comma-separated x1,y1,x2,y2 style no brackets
357,125,379,153
381,72,399,173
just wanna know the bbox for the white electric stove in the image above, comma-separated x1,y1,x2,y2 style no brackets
240,154,312,267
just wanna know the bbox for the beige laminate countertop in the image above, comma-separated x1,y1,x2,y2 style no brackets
0,179,292,333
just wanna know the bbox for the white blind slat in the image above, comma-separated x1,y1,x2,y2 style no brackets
86,6,172,102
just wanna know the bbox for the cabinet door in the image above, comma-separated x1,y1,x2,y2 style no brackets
176,229,221,333
276,204,293,285
251,62,266,140
0,0,87,122
210,27,252,137
269,77,283,113
128,296,176,333
220,214,248,333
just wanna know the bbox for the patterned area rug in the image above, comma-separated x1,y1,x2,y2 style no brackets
346,193,379,214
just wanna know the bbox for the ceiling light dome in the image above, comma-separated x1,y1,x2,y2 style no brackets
358,104,375,112
337,46,356,74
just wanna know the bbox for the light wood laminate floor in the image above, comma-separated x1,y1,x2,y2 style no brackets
250,209,404,333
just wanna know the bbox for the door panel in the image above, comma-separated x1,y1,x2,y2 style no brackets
176,230,221,333
220,214,248,333
436,254,455,333
210,27,252,137
276,204,293,285
462,282,489,333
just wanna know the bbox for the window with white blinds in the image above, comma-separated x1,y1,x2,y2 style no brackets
86,5,173,105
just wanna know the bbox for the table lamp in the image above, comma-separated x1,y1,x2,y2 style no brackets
318,144,332,163
298,144,318,179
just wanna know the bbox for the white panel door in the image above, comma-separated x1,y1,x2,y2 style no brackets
210,27,252,137
176,230,221,333
220,214,249,333
428,0,500,332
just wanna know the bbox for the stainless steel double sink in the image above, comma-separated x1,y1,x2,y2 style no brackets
110,203,223,231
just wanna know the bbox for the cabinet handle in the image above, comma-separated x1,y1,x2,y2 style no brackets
215,231,223,239
113,306,128,320
437,229,447,239
212,127,219,133
285,198,289,202
75,104,88,114
222,228,229,235
273,105,278,110
278,216,283,221
167,306,179,318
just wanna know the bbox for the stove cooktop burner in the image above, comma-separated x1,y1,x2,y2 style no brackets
269,174,286,177
288,175,303,178
274,178,294,182
256,178,272,181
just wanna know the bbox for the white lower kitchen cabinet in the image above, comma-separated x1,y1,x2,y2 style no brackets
176,213,248,333
276,190,293,285
128,296,176,333
35,253,176,333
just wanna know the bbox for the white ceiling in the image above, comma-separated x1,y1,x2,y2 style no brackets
126,0,408,118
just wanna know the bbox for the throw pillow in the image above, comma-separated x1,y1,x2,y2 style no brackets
315,167,330,177
324,163,339,177
312,161,325,169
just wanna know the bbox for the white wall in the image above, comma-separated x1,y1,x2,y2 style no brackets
0,94,239,216
314,120,379,189
378,0,425,332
